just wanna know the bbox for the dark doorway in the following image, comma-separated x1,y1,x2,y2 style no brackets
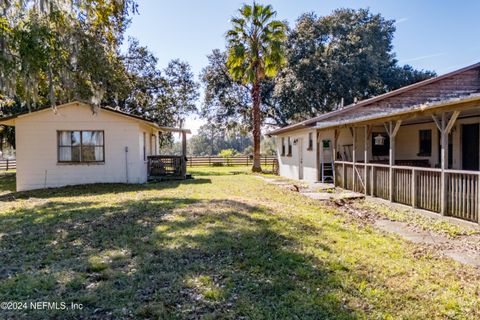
462,123,479,170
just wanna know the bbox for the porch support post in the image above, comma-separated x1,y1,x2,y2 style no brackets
333,129,339,161
440,112,447,215
333,129,339,185
181,131,187,179
433,111,460,215
364,125,370,195
385,120,402,202
478,172,480,224
352,127,356,191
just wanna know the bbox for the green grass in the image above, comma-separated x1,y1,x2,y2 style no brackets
0,167,479,319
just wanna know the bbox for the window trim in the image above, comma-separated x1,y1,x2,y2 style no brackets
281,137,286,156
57,130,105,164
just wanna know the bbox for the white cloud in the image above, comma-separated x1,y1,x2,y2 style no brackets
395,17,409,25
400,52,446,63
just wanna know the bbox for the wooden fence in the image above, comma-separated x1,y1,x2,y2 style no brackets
187,155,277,167
0,159,16,171
335,161,480,223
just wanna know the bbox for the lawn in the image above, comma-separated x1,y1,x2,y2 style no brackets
0,167,479,319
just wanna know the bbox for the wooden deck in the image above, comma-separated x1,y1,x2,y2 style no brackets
148,155,187,180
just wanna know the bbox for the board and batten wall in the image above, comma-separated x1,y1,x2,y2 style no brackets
15,103,157,191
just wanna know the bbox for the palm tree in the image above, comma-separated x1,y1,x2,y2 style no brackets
226,2,287,172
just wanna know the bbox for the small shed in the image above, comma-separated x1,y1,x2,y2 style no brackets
0,101,190,191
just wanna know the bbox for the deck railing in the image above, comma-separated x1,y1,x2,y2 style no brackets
148,155,186,178
334,161,480,223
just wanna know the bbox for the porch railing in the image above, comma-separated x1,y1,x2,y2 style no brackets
148,155,186,178
334,161,480,223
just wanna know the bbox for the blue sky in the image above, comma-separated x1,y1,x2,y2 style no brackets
125,1,480,134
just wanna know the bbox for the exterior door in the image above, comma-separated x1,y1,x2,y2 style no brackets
462,124,479,170
298,138,304,180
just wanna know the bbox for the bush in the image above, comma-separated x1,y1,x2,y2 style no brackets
218,149,237,166
211,162,224,167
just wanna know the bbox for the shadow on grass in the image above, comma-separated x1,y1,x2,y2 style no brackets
0,195,357,319
0,172,16,194
0,177,212,202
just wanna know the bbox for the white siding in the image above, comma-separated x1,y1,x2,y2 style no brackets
276,129,318,182
15,103,157,191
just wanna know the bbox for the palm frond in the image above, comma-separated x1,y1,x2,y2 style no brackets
225,3,287,84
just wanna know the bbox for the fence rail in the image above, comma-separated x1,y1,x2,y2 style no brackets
334,161,480,223
0,159,16,171
187,155,277,167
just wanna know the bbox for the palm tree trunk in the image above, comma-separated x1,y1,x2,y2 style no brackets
251,82,262,172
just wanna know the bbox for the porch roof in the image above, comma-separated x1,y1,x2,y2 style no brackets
312,94,480,130
268,61,480,135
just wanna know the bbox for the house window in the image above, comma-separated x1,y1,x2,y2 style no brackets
58,131,104,162
281,137,286,156
418,129,432,156
287,137,292,156
371,132,389,156
307,132,313,150
143,132,147,161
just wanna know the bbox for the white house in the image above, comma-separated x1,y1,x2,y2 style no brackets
269,62,480,224
0,101,190,191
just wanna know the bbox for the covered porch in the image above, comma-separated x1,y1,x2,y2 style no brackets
320,96,480,223
148,127,191,180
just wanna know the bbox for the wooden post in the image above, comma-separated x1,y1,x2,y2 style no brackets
433,111,459,215
412,168,417,208
370,165,375,196
333,129,340,185
440,112,447,215
385,120,401,202
342,162,346,188
389,122,394,202
352,127,356,191
181,131,187,178
5,159,8,171
364,126,370,195
478,173,480,224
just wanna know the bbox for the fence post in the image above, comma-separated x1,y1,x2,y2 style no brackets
6,159,8,171
477,173,480,224
209,156,211,166
370,166,375,196
412,168,417,208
